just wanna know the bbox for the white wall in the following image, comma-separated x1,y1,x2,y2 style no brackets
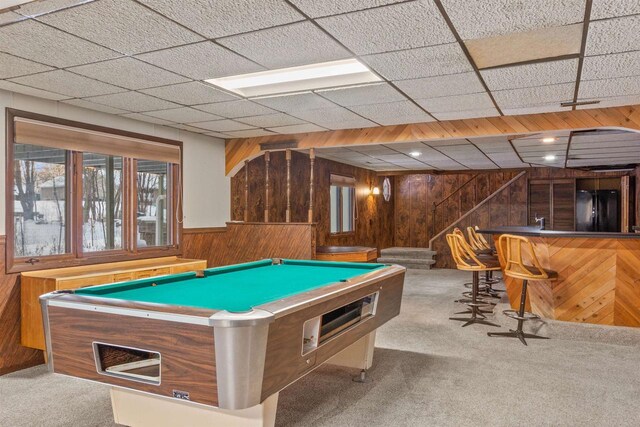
0,89,230,235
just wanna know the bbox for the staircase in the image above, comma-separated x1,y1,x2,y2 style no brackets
378,247,436,270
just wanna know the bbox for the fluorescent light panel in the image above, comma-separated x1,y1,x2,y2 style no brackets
205,59,381,98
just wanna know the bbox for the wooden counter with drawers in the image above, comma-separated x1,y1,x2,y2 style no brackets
21,256,207,350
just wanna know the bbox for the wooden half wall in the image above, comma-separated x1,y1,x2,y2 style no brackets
230,151,395,250
0,236,44,375
182,222,317,268
225,105,640,175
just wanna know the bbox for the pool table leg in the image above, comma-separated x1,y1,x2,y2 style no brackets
326,330,376,371
110,388,279,427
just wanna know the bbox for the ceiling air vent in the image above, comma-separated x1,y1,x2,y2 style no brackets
560,100,600,107
259,140,298,151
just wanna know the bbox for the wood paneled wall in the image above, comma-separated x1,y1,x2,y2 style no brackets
0,236,44,375
182,222,316,268
394,171,518,247
230,151,395,250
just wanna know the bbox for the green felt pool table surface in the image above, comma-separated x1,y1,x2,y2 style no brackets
74,259,385,312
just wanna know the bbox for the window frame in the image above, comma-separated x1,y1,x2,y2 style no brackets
329,174,356,236
6,109,183,273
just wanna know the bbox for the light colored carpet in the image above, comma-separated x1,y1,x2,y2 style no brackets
2,269,640,426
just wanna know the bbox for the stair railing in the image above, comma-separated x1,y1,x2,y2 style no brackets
430,174,479,238
428,171,527,250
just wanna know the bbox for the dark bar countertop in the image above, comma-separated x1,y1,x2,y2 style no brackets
477,226,640,239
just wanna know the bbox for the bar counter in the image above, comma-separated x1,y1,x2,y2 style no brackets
479,226,640,327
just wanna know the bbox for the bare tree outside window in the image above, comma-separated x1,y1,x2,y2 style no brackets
13,144,67,257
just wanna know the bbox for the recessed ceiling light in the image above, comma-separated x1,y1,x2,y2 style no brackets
544,154,557,161
410,151,421,157
541,137,556,143
205,58,382,98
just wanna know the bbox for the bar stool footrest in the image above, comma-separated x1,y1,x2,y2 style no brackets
502,309,540,321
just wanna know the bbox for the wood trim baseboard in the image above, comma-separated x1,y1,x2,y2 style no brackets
182,227,228,235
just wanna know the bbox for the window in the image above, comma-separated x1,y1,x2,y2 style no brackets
136,160,171,247
13,144,69,257
330,174,356,234
82,153,123,252
6,110,182,272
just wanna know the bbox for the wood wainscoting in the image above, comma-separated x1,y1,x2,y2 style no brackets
182,222,317,267
0,236,44,375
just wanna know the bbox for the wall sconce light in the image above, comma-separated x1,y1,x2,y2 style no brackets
371,186,380,196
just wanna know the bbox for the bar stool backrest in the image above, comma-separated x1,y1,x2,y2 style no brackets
447,233,490,271
474,225,492,249
467,226,489,251
497,234,549,280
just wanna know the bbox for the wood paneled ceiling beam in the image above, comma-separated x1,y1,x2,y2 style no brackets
225,105,640,176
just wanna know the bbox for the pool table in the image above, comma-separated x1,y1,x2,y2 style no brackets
41,258,405,427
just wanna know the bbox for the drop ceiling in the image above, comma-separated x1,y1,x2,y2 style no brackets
0,0,639,169
313,129,640,172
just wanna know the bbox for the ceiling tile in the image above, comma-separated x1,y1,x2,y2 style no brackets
0,11,24,25
38,0,203,55
267,123,327,134
15,0,88,16
203,131,232,139
433,107,501,121
316,1,454,55
577,95,640,109
193,100,277,118
143,107,222,123
0,20,119,67
417,92,494,113
492,83,575,109
579,76,640,99
67,57,190,90
316,83,407,107
440,0,585,40
348,100,433,125
138,0,303,38
0,80,70,101
362,43,473,80
581,51,640,81
62,98,130,114
481,58,578,91
585,15,640,55
253,92,337,113
0,52,53,79
292,106,366,124
136,41,264,80
465,24,582,69
394,72,484,99
140,82,238,105
10,70,125,97
224,129,278,138
322,119,379,130
120,113,176,125
236,113,304,127
288,0,404,18
170,123,211,134
217,21,351,69
590,0,640,20
84,91,181,112
189,119,255,132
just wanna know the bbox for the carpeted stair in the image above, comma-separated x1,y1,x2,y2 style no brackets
378,247,436,269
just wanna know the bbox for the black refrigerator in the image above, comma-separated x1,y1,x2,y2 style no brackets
575,190,620,232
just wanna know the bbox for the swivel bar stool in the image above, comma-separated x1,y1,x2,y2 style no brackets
467,226,502,298
488,234,557,345
447,233,501,328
